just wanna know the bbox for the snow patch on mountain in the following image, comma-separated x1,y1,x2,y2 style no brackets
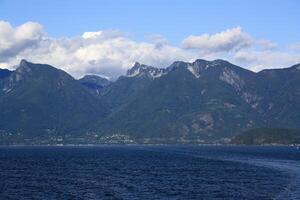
149,70,165,78
242,92,261,109
126,68,140,77
219,67,244,91
2,87,11,94
268,103,274,110
187,64,200,78
210,62,220,67
210,60,228,67
126,62,167,79
224,102,236,109
198,113,214,130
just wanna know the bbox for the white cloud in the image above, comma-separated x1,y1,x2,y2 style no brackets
233,50,300,71
82,31,103,39
0,21,44,60
255,40,277,50
181,27,253,52
0,21,299,79
0,21,196,78
82,30,123,40
289,43,300,52
146,34,169,48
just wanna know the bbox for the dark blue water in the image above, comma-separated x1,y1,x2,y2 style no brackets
0,145,299,199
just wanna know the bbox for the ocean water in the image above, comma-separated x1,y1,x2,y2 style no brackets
0,145,299,199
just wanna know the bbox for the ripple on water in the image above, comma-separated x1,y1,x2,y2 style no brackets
0,146,298,199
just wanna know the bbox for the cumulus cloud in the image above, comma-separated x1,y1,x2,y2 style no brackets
181,27,278,53
82,29,124,40
255,40,277,50
146,34,169,49
181,27,253,52
233,50,300,71
0,21,299,79
0,21,196,78
0,21,44,60
82,31,103,39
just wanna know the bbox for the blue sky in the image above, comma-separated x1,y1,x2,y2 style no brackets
0,0,300,78
1,0,299,45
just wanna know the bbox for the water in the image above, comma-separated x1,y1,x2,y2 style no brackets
0,145,299,199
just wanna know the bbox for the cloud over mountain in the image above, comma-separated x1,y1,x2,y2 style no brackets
181,27,277,53
181,27,252,52
0,21,44,60
0,21,299,78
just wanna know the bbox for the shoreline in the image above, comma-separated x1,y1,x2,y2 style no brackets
0,143,299,148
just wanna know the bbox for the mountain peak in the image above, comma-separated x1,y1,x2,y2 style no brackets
212,59,229,64
81,74,108,80
129,62,152,71
79,74,111,96
12,59,36,82
133,62,141,67
194,59,209,64
79,74,111,86
167,60,208,78
126,62,166,79
125,59,252,80
169,61,188,68
20,59,30,66
290,63,300,70
17,59,33,72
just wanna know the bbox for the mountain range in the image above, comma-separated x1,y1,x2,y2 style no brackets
1,59,300,144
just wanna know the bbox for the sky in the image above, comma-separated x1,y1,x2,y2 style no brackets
0,0,300,79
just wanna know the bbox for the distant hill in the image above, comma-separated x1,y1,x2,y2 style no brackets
79,75,111,96
95,60,263,141
0,68,12,79
231,128,300,145
0,60,108,139
1,59,300,144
